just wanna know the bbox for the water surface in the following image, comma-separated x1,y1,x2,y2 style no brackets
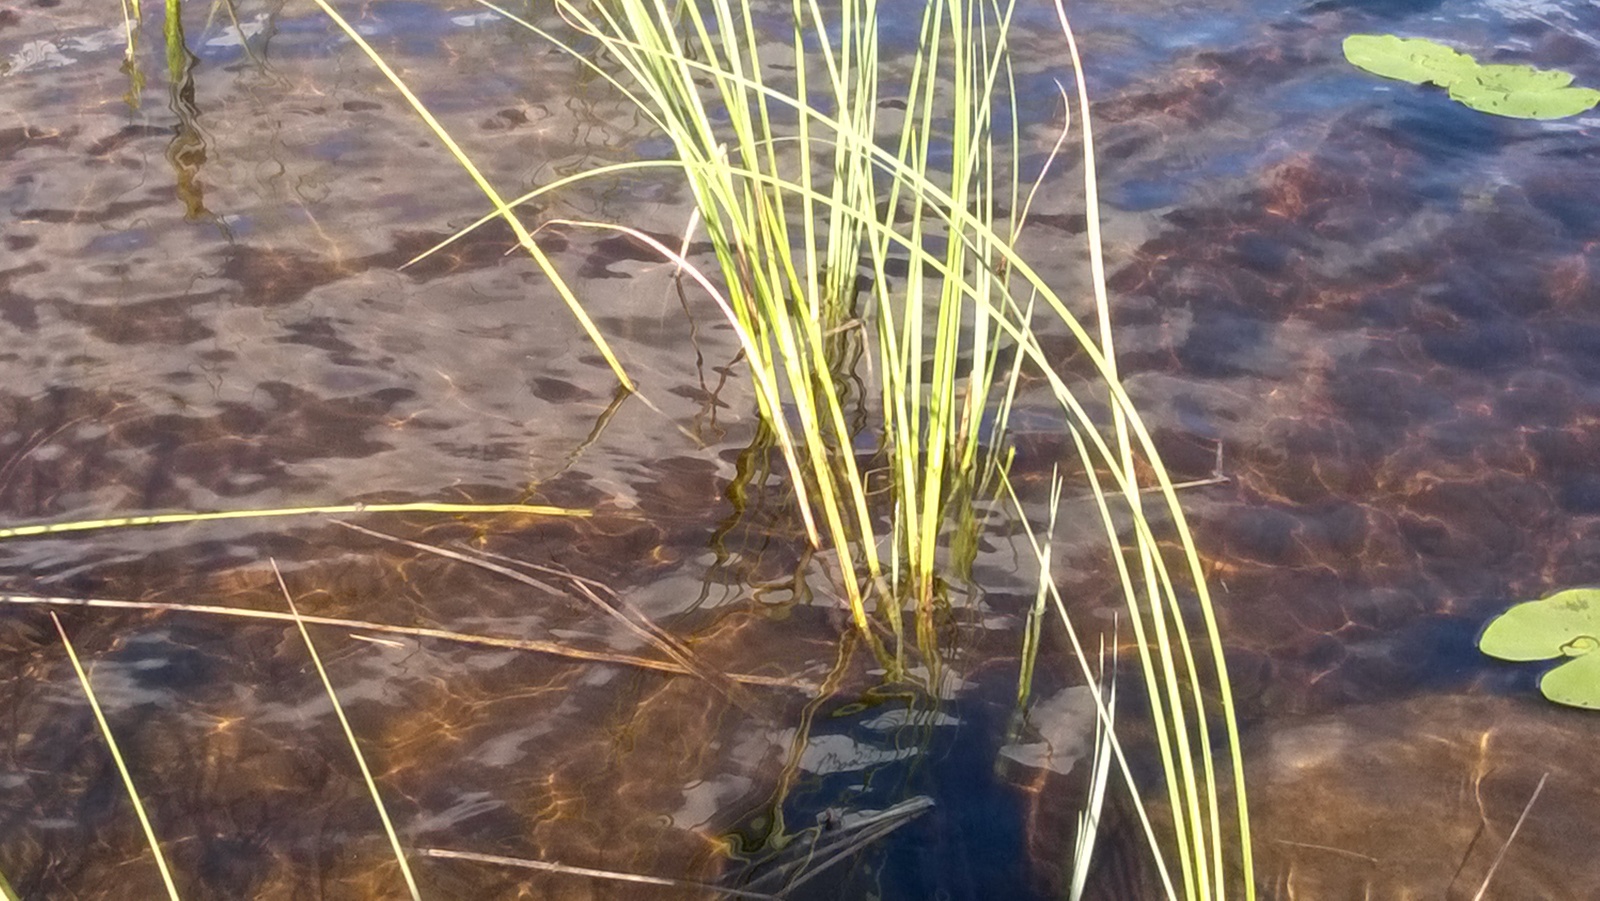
3,0,1599,897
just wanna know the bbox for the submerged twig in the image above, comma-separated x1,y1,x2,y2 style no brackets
458,543,707,661
1267,839,1376,864
1471,772,1548,901
1,594,814,692
739,796,935,895
338,521,766,714
421,848,782,901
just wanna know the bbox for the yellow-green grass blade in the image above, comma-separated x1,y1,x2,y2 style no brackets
992,310,1232,897
51,613,182,901
538,216,823,550
0,866,18,901
1050,6,1232,895
271,561,422,901
1014,469,1062,709
1070,631,1118,901
163,0,185,83
119,0,146,106
0,501,588,541
1065,428,1198,899
998,462,1178,900
400,159,694,270
306,0,632,392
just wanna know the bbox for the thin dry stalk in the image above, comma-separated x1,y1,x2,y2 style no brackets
0,501,588,541
421,848,782,900
1471,772,1548,901
338,522,763,713
1,594,812,691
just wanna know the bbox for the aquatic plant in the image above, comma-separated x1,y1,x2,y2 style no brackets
299,0,1257,894
52,613,183,900
0,501,588,541
1343,34,1600,119
529,0,1035,657
1480,588,1600,709
272,560,423,900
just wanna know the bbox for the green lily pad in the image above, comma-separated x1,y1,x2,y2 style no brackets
1344,34,1600,120
1342,34,1477,86
1538,647,1600,710
1481,589,1600,709
1449,79,1600,120
1469,63,1575,92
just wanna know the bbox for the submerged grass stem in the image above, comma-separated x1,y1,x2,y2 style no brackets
0,501,589,542
51,613,182,901
271,560,423,901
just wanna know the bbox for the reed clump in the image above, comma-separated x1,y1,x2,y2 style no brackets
451,4,1255,891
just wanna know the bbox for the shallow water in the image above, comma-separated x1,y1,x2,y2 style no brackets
2,0,1599,897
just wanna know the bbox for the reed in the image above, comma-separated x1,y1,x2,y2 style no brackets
272,560,423,901
52,613,183,901
517,0,1032,663
0,501,589,541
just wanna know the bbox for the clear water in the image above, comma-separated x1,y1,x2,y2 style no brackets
3,0,1600,897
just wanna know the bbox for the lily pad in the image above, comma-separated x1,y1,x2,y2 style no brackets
1449,78,1600,120
1344,34,1600,120
1342,34,1477,86
1539,646,1600,709
1470,63,1576,93
1480,588,1600,709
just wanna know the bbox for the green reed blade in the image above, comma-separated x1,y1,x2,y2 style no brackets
51,613,182,901
306,0,633,392
1070,631,1118,901
162,0,185,83
999,460,1180,901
